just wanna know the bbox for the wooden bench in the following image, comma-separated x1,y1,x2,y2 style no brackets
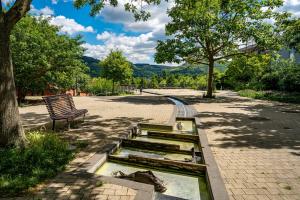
42,94,88,130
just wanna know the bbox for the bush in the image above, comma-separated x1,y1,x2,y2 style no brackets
238,89,259,98
87,78,118,95
0,132,74,196
261,59,300,91
238,89,300,104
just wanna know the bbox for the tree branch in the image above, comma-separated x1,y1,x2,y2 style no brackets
214,52,245,61
5,0,32,30
194,35,206,49
184,56,209,65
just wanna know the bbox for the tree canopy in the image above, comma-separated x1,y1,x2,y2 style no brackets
11,16,89,102
280,18,300,52
0,0,163,147
155,0,286,97
100,50,133,92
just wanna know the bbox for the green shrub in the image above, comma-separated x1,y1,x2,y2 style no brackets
238,89,300,104
87,78,118,95
87,77,135,96
238,89,259,98
0,131,74,196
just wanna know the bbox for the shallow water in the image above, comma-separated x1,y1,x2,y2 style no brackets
114,147,193,161
174,120,196,133
96,162,210,200
133,136,197,151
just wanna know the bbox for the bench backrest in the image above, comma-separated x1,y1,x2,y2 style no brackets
42,94,76,118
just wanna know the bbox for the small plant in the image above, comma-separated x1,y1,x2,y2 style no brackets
96,180,103,187
238,90,300,104
0,131,74,196
74,140,89,149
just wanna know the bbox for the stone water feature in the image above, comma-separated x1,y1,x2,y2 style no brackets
91,96,226,200
95,115,210,200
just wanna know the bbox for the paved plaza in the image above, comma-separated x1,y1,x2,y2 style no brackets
147,89,300,200
16,90,300,200
17,94,174,200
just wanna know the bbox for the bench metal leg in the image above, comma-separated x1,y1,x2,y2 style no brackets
52,120,55,131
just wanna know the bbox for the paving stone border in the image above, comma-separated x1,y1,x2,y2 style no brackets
195,117,229,200
164,96,230,200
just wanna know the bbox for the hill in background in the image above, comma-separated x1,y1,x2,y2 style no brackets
83,56,226,78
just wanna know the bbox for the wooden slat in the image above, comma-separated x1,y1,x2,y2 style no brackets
42,94,88,120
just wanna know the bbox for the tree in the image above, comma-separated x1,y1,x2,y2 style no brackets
150,75,159,88
224,54,272,90
0,0,160,147
155,0,284,97
11,16,88,103
280,18,300,52
100,51,133,93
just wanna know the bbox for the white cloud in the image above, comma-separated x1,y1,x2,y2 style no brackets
280,0,300,17
86,0,174,63
83,31,158,63
49,16,95,35
30,6,94,35
52,0,58,4
30,6,55,16
40,6,55,15
96,31,112,40
99,0,173,33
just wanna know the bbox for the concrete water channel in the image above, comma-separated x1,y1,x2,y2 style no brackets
85,96,228,200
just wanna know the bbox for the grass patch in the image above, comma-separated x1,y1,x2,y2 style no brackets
96,180,103,187
0,131,74,196
73,140,89,149
238,89,300,104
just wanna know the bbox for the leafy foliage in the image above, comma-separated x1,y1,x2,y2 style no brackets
238,90,300,104
100,50,133,91
73,0,162,20
11,16,89,101
0,131,74,195
224,54,272,90
87,77,117,95
86,77,134,95
279,18,300,52
225,55,300,92
261,59,300,92
155,0,285,97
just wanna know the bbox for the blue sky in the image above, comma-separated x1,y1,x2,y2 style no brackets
29,0,173,64
4,0,300,64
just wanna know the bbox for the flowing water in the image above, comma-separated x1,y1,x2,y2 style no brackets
114,147,193,161
96,162,210,200
174,120,196,133
95,113,209,200
133,136,198,151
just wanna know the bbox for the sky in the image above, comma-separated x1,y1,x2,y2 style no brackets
4,0,300,64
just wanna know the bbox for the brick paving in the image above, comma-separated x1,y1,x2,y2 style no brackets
17,90,300,200
147,89,300,200
16,94,174,200
3,172,138,200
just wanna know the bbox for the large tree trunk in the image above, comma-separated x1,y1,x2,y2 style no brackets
0,22,26,147
206,59,214,98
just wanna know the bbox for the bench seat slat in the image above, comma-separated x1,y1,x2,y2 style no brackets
42,94,88,130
